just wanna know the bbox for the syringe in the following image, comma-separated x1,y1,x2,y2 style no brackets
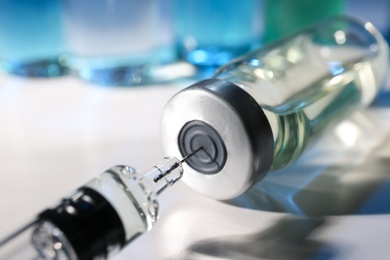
0,152,199,260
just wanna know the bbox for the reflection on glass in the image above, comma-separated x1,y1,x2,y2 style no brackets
335,121,360,146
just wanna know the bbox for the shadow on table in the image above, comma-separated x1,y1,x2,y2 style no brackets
187,217,335,260
226,134,390,216
225,107,390,217
182,144,390,259
178,111,390,260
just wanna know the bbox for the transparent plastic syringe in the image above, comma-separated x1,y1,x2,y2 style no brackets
0,154,197,260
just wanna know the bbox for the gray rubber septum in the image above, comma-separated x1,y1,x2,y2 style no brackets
161,78,274,199
178,120,227,174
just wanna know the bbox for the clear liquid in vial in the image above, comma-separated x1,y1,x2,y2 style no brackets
215,31,387,169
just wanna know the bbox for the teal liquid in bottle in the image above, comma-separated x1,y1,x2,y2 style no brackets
174,0,260,70
0,0,67,77
264,0,345,43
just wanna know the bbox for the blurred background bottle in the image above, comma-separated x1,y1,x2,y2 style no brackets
63,0,175,86
345,0,390,43
263,0,345,44
173,0,261,75
0,0,67,77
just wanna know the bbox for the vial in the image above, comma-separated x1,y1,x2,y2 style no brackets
161,16,389,200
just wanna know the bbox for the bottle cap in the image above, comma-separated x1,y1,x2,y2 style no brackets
161,79,274,199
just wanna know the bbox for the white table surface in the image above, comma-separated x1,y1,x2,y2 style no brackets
1,74,390,260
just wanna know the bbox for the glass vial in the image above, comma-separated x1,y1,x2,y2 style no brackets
161,16,389,200
263,0,345,43
173,0,261,70
0,0,67,77
63,0,174,86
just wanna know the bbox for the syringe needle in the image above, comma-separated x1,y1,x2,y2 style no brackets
153,148,203,183
181,147,203,163
0,156,194,260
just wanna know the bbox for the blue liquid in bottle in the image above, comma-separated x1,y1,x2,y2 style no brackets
174,0,260,70
0,0,67,77
63,0,174,86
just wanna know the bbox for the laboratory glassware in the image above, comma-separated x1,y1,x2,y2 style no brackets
263,0,345,43
0,0,67,77
161,16,389,200
173,0,261,69
63,0,175,86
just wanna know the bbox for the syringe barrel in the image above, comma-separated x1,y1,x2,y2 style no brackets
0,186,125,260
0,157,183,260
